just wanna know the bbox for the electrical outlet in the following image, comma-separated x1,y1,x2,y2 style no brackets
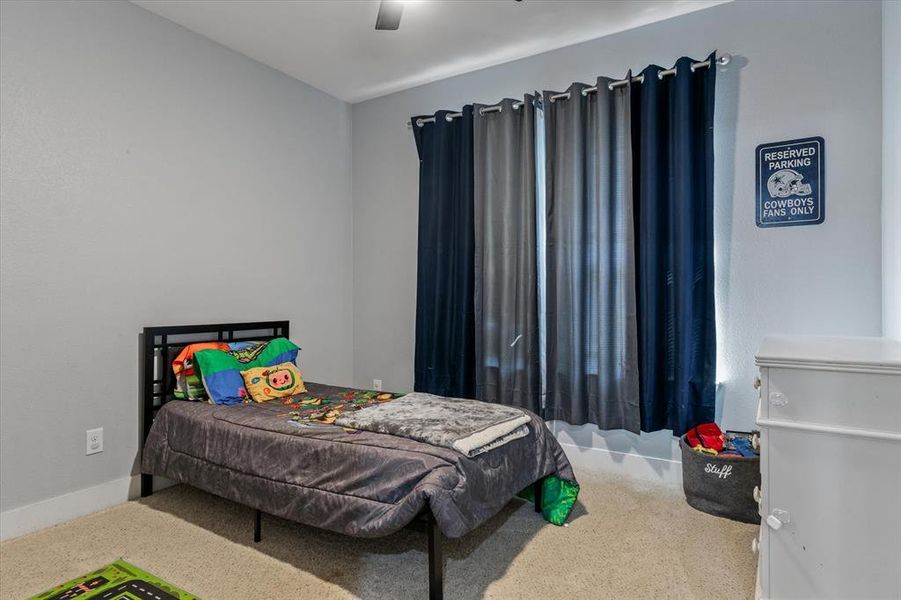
373,379,383,391
86,427,103,455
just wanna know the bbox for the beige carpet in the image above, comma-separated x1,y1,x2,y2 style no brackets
0,472,758,599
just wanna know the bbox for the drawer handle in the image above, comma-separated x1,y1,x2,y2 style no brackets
751,433,760,451
753,376,761,390
751,536,759,554
753,486,762,504
766,509,791,531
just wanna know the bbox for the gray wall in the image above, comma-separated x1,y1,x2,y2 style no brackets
885,0,900,341
0,1,353,511
0,0,888,510
351,0,883,455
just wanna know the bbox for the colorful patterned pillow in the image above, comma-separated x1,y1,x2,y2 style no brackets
241,362,306,402
171,342,229,400
193,338,300,405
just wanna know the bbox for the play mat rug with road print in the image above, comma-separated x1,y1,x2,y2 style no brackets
28,560,198,600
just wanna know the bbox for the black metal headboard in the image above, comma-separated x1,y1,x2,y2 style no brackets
140,320,289,496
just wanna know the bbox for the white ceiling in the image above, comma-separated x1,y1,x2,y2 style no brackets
132,0,729,103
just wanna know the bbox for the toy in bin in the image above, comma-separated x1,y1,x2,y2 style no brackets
721,435,757,458
686,423,725,453
686,423,758,458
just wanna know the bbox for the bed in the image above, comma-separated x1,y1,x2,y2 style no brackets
140,321,577,599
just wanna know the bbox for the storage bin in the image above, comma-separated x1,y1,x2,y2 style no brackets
680,435,761,524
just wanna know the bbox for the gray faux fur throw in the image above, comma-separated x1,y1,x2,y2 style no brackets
333,392,532,457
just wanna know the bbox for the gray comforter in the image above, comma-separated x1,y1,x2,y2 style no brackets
141,383,576,539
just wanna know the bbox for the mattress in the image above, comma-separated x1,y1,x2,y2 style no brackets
141,383,576,539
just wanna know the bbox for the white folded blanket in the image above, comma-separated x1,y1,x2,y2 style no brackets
333,392,532,457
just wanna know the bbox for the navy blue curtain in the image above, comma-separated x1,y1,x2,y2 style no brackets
632,53,717,436
412,108,477,398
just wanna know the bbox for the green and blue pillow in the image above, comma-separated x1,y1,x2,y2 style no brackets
193,338,300,405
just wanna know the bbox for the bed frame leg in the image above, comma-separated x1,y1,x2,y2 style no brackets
254,509,262,543
426,513,443,600
140,474,153,498
534,477,543,513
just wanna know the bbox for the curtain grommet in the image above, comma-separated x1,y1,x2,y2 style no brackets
607,82,615,91
445,114,454,122
415,118,424,127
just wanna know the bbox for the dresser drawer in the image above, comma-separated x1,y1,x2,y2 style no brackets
763,367,901,433
763,425,901,598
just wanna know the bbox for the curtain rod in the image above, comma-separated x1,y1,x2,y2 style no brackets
413,101,524,127
410,52,731,128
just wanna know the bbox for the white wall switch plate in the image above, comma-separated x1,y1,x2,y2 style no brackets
86,427,103,455
373,379,383,391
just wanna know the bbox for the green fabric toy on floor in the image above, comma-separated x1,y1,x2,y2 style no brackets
519,475,581,526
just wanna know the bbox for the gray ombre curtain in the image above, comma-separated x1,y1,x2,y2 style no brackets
543,78,640,432
472,97,541,413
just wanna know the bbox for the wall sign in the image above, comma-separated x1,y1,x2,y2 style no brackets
756,136,825,228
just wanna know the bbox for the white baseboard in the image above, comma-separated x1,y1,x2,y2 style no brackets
0,475,175,542
1,475,135,541
558,441,683,485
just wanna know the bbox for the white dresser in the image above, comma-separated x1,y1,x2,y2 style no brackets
754,335,901,599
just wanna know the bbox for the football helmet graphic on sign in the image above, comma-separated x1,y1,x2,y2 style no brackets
766,169,812,198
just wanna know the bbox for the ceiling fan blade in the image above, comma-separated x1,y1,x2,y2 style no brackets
375,0,404,31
